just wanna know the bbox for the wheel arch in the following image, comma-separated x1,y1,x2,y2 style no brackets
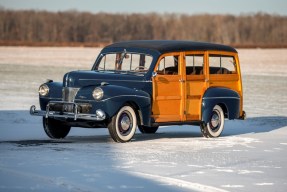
201,87,240,123
124,101,144,126
217,102,229,118
99,85,151,126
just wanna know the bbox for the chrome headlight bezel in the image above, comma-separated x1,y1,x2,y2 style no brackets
38,84,49,96
92,87,104,100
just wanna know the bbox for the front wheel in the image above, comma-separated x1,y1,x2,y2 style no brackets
138,125,159,134
43,117,71,139
200,105,225,138
108,105,137,143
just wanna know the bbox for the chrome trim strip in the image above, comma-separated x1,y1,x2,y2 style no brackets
203,97,240,100
40,97,62,100
79,79,151,82
62,87,80,102
101,95,150,101
30,102,106,121
40,95,150,103
65,73,69,87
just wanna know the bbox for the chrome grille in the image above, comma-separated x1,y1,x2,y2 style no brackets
62,87,80,102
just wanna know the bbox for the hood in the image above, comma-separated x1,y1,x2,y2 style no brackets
63,70,146,88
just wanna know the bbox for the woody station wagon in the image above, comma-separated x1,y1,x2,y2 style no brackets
30,40,246,142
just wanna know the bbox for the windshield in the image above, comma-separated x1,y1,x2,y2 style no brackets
95,51,153,75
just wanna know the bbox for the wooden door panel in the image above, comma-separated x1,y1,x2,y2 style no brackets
152,75,182,122
186,80,206,120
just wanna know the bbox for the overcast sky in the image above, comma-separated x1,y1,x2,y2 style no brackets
0,0,286,15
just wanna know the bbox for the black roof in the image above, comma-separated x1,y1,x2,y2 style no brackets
105,40,237,54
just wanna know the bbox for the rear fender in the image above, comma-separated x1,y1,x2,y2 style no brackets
201,87,240,123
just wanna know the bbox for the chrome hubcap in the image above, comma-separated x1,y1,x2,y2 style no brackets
210,111,220,129
120,114,131,131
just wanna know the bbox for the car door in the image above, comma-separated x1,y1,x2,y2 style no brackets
184,51,208,121
152,52,185,122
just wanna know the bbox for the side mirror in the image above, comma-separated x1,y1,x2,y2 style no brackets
152,71,157,78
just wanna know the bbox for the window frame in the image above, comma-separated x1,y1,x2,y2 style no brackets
207,51,239,81
154,52,181,76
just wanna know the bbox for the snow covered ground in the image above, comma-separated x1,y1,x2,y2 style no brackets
0,47,287,192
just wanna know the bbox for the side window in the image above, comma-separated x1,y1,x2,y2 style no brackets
186,55,204,75
156,55,179,75
209,55,236,74
221,56,236,73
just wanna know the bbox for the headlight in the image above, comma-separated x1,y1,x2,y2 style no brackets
38,84,49,96
92,87,104,100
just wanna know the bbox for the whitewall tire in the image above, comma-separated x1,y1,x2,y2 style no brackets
108,105,137,143
200,105,225,138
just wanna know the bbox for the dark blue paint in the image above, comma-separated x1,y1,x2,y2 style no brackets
40,76,152,126
39,82,62,110
201,87,240,123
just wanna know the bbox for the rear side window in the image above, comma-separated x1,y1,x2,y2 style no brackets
185,55,204,75
209,55,236,74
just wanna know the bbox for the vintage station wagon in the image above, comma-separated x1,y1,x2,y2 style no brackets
30,40,246,142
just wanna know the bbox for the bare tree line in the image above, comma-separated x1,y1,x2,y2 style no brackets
0,9,286,47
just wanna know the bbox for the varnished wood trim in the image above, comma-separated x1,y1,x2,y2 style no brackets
209,74,239,81
152,115,181,122
186,75,205,81
186,114,200,120
156,96,181,100
187,95,201,100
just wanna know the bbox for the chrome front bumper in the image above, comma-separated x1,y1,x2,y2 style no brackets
30,101,106,121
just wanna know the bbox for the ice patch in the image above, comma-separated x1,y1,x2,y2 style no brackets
255,183,274,186
130,171,229,192
221,184,244,188
273,148,282,150
238,170,264,174
215,169,234,173
188,165,204,168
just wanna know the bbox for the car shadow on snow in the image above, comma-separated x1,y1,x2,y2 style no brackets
134,116,287,141
1,110,199,192
222,116,287,136
1,110,287,144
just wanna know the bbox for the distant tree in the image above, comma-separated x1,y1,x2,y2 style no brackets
0,10,286,47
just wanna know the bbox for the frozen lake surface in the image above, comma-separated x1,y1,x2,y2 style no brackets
0,47,287,191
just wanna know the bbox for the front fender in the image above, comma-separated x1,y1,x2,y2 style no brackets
201,87,240,123
39,82,62,110
77,85,151,125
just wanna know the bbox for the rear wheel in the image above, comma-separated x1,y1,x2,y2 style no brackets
138,125,159,134
43,117,71,139
108,105,137,143
200,105,225,138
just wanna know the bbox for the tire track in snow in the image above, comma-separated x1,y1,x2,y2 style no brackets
129,171,229,192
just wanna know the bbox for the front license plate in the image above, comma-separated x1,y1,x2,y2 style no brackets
62,103,74,112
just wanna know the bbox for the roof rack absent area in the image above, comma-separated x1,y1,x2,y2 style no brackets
105,40,237,54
